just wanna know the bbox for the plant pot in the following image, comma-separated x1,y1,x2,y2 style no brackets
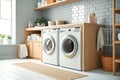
0,38,3,44
101,55,119,72
37,23,40,26
40,23,45,26
7,39,12,44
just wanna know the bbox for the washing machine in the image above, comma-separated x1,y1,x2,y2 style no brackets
59,27,82,70
42,28,59,65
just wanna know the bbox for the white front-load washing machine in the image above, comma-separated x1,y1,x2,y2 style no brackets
59,27,82,70
42,28,59,65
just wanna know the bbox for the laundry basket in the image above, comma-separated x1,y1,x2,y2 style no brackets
18,44,28,59
101,55,119,72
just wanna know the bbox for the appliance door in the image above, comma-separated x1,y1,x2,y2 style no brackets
61,35,78,58
43,35,55,55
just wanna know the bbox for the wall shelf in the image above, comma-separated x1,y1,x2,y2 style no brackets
115,23,120,27
115,8,120,13
115,59,120,63
114,41,120,44
35,0,77,10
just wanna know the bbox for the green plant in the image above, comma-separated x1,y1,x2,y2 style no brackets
39,17,47,25
2,34,6,38
0,34,6,38
34,17,47,26
34,18,40,25
0,34,2,38
7,35,12,39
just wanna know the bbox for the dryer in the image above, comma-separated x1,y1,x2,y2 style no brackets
59,27,82,70
42,28,59,65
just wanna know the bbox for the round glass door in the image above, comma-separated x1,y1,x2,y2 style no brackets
44,36,55,55
61,35,78,58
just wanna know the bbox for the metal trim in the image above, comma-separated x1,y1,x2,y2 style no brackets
43,35,55,55
61,34,78,58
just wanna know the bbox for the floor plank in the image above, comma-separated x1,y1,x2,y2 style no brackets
0,59,119,80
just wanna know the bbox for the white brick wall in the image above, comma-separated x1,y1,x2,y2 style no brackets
41,0,115,27
41,0,120,54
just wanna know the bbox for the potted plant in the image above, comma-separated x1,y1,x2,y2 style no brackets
0,34,3,44
34,17,47,27
35,18,40,26
6,35,12,44
0,34,7,44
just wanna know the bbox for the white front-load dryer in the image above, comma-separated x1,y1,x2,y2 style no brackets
59,27,82,70
42,28,59,65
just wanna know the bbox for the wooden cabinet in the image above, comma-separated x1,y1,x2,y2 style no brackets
82,23,101,71
35,0,78,10
25,23,101,71
112,0,120,75
32,41,42,59
25,28,42,60
26,41,42,59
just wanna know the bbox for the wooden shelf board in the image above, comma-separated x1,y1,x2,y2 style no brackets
114,41,120,44
25,27,43,31
115,59,120,63
115,8,120,14
35,0,77,10
114,23,120,28
25,23,100,31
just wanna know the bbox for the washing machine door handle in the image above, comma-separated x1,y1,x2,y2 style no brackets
61,35,78,58
43,35,55,55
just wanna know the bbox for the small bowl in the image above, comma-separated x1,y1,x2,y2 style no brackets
48,21,56,26
56,20,64,25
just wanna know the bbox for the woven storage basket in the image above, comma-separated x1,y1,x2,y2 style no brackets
101,55,119,72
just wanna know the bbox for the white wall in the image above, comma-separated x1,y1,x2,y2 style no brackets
0,45,17,59
16,0,41,44
0,0,41,59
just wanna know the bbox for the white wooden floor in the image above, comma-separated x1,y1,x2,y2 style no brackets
0,59,119,80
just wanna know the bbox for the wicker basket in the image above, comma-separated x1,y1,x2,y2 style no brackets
101,55,119,72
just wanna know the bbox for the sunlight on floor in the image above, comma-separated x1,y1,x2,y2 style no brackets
0,59,119,80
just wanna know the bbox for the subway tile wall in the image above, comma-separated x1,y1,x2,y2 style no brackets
41,0,120,54
42,0,114,27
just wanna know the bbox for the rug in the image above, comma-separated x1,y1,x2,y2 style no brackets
15,62,87,80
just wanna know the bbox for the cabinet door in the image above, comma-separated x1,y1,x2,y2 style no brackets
33,41,42,59
26,41,33,58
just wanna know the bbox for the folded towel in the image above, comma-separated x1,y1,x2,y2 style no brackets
97,27,104,52
20,44,28,58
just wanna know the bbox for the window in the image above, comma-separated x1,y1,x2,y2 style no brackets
0,0,16,45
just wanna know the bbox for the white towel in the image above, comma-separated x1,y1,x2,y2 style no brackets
20,44,28,58
97,27,104,52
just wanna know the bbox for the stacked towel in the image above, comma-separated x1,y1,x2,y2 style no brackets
19,44,28,58
97,27,105,52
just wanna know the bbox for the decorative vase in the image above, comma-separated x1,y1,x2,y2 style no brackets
88,13,97,24
28,21,33,28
